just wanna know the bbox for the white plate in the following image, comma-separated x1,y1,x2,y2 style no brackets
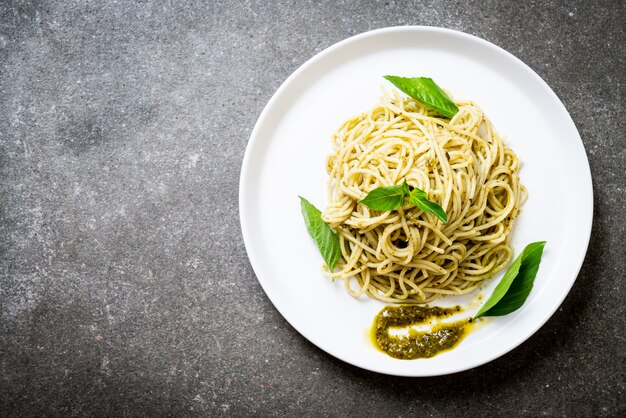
239,26,592,376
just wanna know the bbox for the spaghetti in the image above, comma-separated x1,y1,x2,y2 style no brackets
322,90,526,303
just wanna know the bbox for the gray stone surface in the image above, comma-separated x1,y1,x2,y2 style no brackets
1,0,624,416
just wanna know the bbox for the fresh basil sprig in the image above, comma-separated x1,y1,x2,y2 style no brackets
475,241,547,319
359,180,447,223
299,196,341,270
408,188,448,223
359,180,410,211
384,76,459,118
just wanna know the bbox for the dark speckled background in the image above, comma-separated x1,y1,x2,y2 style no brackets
1,1,624,416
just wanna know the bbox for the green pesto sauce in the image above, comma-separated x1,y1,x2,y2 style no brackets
372,305,471,359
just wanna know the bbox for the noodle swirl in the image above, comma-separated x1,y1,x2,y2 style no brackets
322,90,526,303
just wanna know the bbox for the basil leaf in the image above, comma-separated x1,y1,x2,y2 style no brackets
408,188,448,223
383,76,459,118
299,196,341,270
475,241,547,319
359,180,409,211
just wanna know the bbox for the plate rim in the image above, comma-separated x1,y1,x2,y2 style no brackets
239,25,593,376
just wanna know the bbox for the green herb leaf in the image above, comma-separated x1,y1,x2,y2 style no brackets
475,241,547,319
299,196,341,270
359,180,410,211
408,188,448,223
383,76,459,118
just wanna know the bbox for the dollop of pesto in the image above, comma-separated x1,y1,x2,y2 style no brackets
372,305,470,359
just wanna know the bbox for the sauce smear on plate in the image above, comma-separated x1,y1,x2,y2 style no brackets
372,305,473,359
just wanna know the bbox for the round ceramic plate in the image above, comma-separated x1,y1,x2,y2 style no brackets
239,26,592,376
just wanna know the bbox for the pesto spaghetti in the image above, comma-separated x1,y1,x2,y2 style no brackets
321,89,526,303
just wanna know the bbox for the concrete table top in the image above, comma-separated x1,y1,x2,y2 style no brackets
1,1,624,416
